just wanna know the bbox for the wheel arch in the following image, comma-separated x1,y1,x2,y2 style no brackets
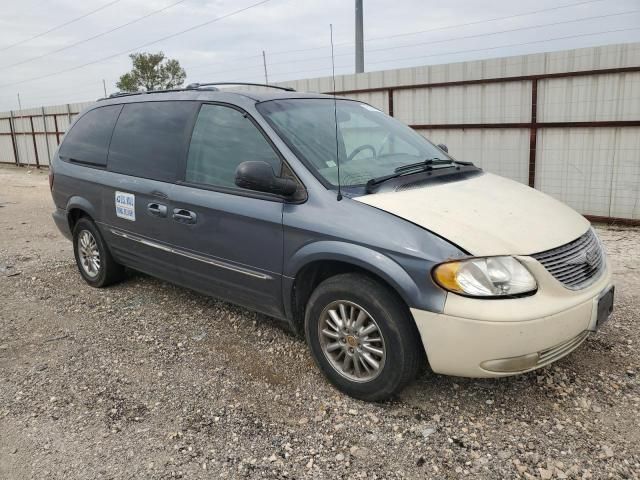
283,241,422,335
66,196,97,231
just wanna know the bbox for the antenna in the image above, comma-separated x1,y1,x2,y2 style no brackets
330,23,342,201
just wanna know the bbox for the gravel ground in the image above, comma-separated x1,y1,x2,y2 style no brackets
0,164,639,479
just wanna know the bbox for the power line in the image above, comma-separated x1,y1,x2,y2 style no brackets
186,10,637,78
1,0,189,71
189,0,608,66
262,28,640,82
360,10,639,56
0,0,274,89
364,0,608,43
366,27,640,68
0,0,123,53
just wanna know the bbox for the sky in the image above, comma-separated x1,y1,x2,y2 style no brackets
0,0,638,111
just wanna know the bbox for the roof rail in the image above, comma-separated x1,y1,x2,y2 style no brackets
186,82,295,92
98,86,220,101
97,82,293,102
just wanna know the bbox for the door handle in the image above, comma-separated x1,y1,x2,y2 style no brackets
147,203,168,217
172,208,197,224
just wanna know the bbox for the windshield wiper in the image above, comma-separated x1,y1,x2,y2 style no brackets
365,158,456,193
394,158,455,174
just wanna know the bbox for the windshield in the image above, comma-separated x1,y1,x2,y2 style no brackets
256,98,451,187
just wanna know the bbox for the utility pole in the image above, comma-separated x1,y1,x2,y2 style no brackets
103,79,107,97
262,50,269,84
355,0,364,73
16,93,30,168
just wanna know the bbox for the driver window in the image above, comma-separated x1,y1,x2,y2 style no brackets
186,104,282,188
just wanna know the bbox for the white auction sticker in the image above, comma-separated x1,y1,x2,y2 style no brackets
115,191,136,221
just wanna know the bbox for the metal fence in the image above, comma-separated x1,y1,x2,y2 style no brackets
279,42,640,225
0,102,92,168
1,42,639,224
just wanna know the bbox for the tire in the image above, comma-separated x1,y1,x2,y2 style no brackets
72,217,125,288
305,273,422,401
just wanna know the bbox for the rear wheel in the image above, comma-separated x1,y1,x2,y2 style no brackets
305,273,421,401
72,217,124,287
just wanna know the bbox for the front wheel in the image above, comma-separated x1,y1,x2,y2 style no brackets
305,273,422,401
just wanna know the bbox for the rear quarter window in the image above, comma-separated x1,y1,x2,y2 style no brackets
107,101,197,183
58,105,122,166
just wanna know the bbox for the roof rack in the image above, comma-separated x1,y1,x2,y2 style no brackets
185,82,295,92
97,82,294,102
98,86,219,101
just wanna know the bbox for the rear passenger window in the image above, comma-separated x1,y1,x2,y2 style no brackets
59,105,122,166
185,104,282,189
108,101,196,182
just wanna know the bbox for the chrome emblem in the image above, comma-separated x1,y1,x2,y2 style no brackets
566,248,598,267
585,247,598,267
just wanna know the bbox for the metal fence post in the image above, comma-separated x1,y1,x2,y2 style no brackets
42,107,51,165
53,115,61,145
9,110,20,165
29,116,40,168
528,78,538,188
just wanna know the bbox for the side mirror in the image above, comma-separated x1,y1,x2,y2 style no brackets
437,143,449,153
235,161,298,197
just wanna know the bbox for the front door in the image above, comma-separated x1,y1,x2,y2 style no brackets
169,103,288,317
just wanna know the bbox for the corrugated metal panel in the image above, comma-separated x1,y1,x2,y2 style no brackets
34,134,50,166
31,116,45,131
536,127,640,219
345,91,389,113
47,136,59,155
285,43,640,92
539,72,640,122
419,128,530,184
0,118,10,134
0,137,16,163
15,134,35,165
395,81,531,124
55,115,71,131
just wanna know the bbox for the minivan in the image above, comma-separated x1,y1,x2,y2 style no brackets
50,83,614,401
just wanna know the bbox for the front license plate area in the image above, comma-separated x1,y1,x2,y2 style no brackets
596,286,614,329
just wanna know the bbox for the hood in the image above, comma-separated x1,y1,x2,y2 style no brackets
355,172,589,256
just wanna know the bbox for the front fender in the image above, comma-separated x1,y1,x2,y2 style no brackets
283,240,426,320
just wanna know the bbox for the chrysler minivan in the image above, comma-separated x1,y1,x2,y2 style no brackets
50,83,614,401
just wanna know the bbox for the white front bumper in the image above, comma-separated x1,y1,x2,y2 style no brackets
412,257,613,378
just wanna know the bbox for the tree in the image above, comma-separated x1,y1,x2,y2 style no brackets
116,52,186,92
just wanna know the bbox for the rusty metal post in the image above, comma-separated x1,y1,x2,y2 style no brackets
29,116,40,168
9,111,20,165
41,107,51,164
528,79,538,188
53,115,60,145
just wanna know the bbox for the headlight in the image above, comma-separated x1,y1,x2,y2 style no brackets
432,256,537,297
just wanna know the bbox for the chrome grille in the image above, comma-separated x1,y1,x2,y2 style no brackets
532,228,604,290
